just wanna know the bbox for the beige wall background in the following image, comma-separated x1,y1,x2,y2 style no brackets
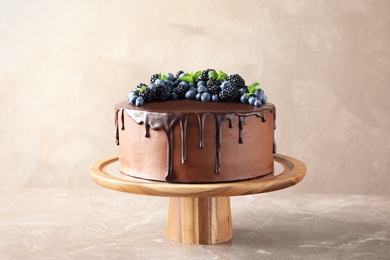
0,0,389,195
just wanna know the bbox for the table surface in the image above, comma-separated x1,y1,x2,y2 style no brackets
1,188,389,259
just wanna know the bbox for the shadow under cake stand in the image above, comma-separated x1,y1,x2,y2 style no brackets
89,154,306,245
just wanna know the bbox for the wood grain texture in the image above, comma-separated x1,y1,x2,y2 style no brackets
89,154,305,244
166,197,232,244
89,154,306,198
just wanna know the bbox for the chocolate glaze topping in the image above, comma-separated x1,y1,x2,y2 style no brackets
115,100,275,181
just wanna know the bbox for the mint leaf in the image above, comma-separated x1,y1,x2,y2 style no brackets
251,82,260,88
140,85,148,92
208,70,218,80
180,71,202,83
248,82,260,94
180,75,194,83
217,70,228,81
194,70,202,80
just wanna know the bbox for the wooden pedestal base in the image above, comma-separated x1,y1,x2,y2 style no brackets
90,154,306,245
167,197,232,244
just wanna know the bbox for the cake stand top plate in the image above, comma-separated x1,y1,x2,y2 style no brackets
89,154,306,198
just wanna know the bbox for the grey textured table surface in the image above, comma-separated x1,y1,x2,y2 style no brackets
1,188,389,259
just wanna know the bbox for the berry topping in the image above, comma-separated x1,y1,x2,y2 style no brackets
219,86,240,102
153,84,169,101
207,80,221,95
127,70,268,106
150,73,159,84
139,86,154,102
175,70,184,79
173,85,188,99
199,68,216,81
229,74,245,88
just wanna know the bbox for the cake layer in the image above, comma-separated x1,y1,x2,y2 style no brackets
116,100,276,183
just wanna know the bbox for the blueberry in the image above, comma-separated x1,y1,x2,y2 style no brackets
240,95,248,104
178,81,189,90
255,88,264,98
165,80,174,88
201,92,211,102
239,88,246,96
155,78,165,85
196,93,202,101
135,97,144,106
174,79,181,86
220,81,231,90
189,83,195,89
170,92,178,100
261,94,268,103
129,89,139,96
178,72,186,79
248,96,257,105
254,100,262,106
185,90,197,100
129,94,138,104
166,73,175,81
197,85,207,94
189,86,198,92
255,89,265,101
212,94,219,102
148,83,157,93
197,80,206,87
128,91,138,100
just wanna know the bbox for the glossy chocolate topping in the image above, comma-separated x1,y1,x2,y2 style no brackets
115,100,276,181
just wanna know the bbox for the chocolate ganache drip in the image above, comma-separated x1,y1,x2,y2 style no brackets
115,101,275,181
197,113,209,149
115,109,123,145
122,109,188,181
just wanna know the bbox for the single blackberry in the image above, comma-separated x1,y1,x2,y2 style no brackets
219,86,240,102
150,73,159,83
229,74,245,88
206,79,221,95
209,85,221,95
175,70,184,79
136,83,147,89
206,79,218,88
173,85,187,99
154,84,168,101
139,88,153,102
199,68,216,81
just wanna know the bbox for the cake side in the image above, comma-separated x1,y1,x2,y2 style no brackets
116,100,275,183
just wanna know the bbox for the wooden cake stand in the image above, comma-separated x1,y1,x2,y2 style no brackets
89,154,306,245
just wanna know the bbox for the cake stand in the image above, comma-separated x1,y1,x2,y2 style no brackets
89,154,306,245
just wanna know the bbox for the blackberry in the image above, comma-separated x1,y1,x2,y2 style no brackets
136,83,147,89
206,79,219,88
150,73,159,83
199,68,216,81
229,74,245,88
206,79,221,95
219,86,240,102
175,70,184,79
139,88,153,102
173,85,187,99
154,84,168,101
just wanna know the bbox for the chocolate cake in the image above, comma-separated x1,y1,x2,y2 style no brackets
116,100,276,183
115,69,276,183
